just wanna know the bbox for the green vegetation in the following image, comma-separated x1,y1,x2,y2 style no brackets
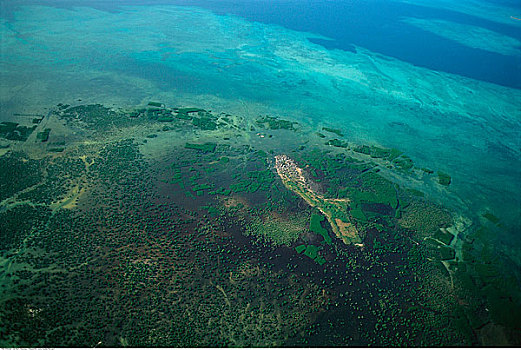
228,169,274,194
185,142,217,153
208,187,231,196
245,212,307,246
60,104,139,131
405,188,425,197
322,127,343,137
255,115,297,131
325,138,348,148
294,244,326,265
1,102,519,347
18,152,86,205
349,172,398,210
0,122,36,141
351,144,403,162
192,183,213,192
178,107,204,114
487,292,521,328
192,116,217,130
350,207,367,221
309,213,331,244
230,180,259,193
0,204,50,251
175,112,193,120
438,171,451,186
439,246,455,260
295,244,306,254
304,244,319,259
0,152,42,201
353,145,388,158
157,116,174,122
398,200,453,236
393,155,414,171
433,229,454,246
36,128,51,142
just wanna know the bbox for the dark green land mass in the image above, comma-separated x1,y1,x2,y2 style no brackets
0,122,36,141
0,102,519,347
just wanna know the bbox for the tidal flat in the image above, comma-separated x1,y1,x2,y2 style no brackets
0,101,519,346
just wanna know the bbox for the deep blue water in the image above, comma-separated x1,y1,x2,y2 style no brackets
179,0,521,89
4,0,520,88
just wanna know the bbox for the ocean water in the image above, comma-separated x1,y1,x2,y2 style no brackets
182,0,521,88
1,0,520,346
2,0,519,237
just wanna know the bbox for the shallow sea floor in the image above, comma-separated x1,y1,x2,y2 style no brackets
0,1,520,347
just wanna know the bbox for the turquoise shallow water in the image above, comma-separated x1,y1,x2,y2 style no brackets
0,1,520,256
